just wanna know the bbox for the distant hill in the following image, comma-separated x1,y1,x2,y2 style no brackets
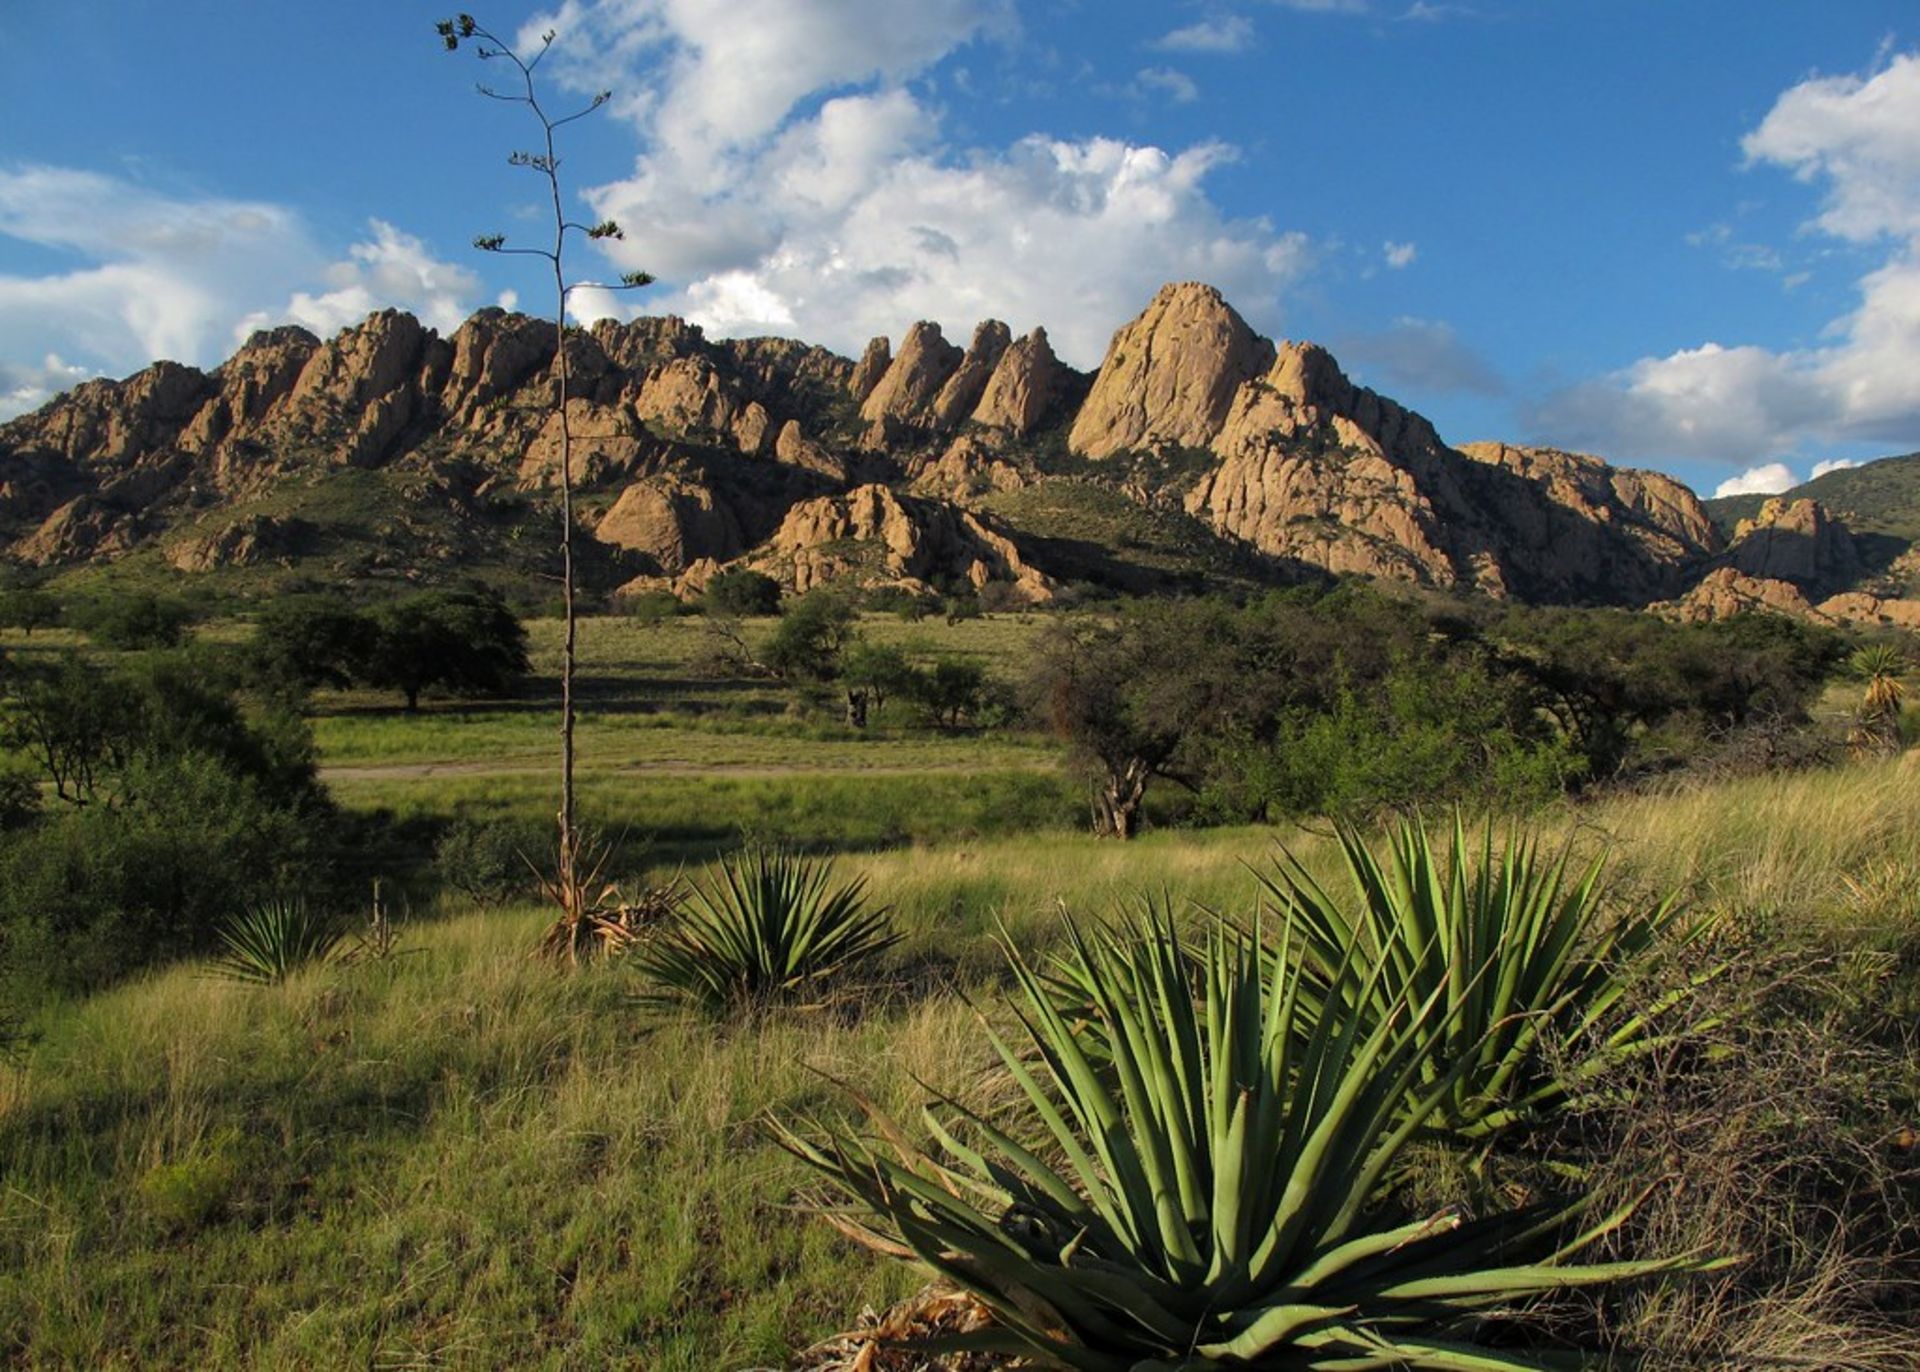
0,283,1734,610
1706,452,1920,586
1707,453,1920,542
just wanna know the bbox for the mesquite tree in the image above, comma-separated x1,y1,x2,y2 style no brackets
436,15,652,931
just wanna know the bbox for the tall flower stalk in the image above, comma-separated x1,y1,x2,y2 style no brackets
436,14,652,923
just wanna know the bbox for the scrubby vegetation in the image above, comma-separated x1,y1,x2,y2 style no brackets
0,581,1912,1367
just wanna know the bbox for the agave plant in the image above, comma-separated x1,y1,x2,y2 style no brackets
1846,643,1909,758
634,847,897,1013
775,912,1720,1369
209,898,342,986
1258,814,1708,1142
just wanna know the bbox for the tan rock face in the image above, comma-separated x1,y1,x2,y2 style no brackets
1453,442,1721,603
517,400,651,487
1659,567,1823,623
442,309,553,423
1726,496,1859,591
732,402,773,457
592,474,744,574
1187,347,1721,600
911,434,1028,502
849,336,891,405
632,354,736,437
971,327,1065,435
773,420,849,482
166,514,307,573
931,321,1012,428
859,321,964,426
1068,282,1274,458
753,483,1051,601
290,309,428,414
1815,590,1920,630
14,496,140,566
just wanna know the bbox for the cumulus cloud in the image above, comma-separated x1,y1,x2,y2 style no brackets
1153,17,1256,52
1810,457,1860,479
1383,240,1417,269
0,353,95,420
1339,316,1504,397
1532,52,1920,466
535,0,1314,367
0,165,316,377
260,221,480,338
0,167,480,420
1713,462,1799,497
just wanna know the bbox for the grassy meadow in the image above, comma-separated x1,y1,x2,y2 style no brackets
0,610,1916,1367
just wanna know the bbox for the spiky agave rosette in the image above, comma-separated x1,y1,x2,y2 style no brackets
772,913,1730,1369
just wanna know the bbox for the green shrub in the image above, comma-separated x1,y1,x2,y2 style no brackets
776,909,1721,1367
139,1132,248,1233
72,593,192,649
0,752,321,995
433,814,549,908
621,589,687,628
703,568,782,617
634,847,898,1014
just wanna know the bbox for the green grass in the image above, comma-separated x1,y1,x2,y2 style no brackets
3,762,1917,1365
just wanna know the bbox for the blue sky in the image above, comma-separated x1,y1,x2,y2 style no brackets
3,1,1918,499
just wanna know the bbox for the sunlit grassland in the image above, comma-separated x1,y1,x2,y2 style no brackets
3,760,1917,1366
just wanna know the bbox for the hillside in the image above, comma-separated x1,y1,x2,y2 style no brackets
1707,451,1920,592
0,283,1743,611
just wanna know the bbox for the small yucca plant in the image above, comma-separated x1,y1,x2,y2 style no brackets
634,847,897,1013
210,898,343,986
1846,644,1908,758
1259,814,1708,1142
774,911,1723,1368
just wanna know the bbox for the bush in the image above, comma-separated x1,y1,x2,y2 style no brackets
0,752,322,995
703,568,782,617
247,595,371,695
621,589,686,628
73,593,191,649
0,651,331,996
1257,814,1709,1141
433,814,550,908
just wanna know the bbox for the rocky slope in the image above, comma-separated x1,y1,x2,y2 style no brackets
0,280,1902,621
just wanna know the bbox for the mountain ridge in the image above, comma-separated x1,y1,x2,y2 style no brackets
1,281,1910,622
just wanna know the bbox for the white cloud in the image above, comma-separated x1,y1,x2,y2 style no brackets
267,221,481,338
1532,51,1920,465
1136,67,1201,104
1810,457,1860,479
1383,240,1417,269
535,2,1314,368
0,167,481,420
0,353,95,420
0,166,316,377
1713,462,1798,497
1153,17,1255,53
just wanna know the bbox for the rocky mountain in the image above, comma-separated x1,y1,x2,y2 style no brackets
0,279,1904,622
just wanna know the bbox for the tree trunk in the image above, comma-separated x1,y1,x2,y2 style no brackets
404,685,420,713
845,690,869,729
1092,758,1150,839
